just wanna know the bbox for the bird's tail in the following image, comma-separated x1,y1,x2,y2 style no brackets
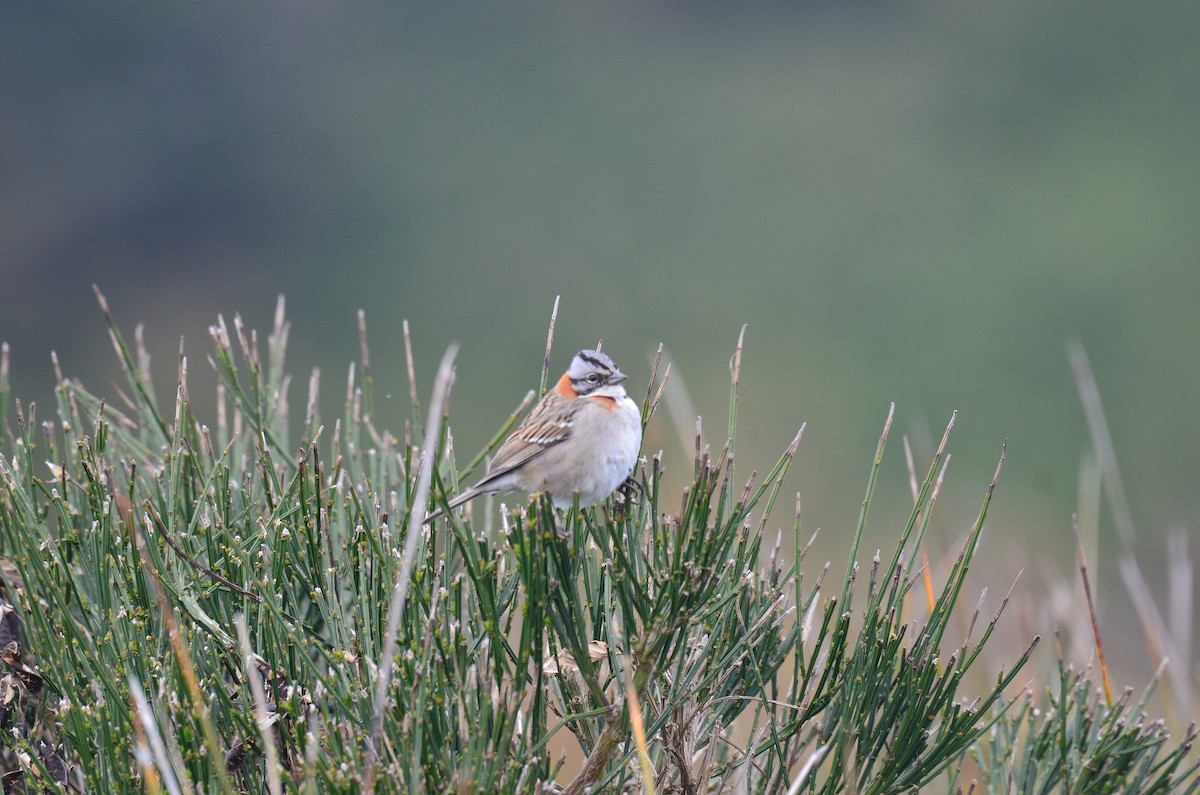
422,487,479,525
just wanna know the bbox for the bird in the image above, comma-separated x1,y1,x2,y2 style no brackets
424,349,642,523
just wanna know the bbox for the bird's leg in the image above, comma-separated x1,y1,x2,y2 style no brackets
606,476,645,523
620,475,646,500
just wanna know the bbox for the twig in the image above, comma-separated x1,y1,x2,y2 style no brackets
403,320,420,421
235,615,282,795
1073,514,1113,706
903,436,936,612
784,744,827,795
132,514,236,795
626,656,656,795
142,503,262,604
366,343,458,791
540,296,560,397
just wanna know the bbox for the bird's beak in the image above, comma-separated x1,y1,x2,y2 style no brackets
611,369,628,384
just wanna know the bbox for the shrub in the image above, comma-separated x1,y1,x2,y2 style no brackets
0,293,1194,793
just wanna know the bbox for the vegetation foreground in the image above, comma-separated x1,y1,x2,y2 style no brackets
0,294,1195,793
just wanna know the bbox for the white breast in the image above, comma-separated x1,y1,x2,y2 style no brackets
547,393,642,508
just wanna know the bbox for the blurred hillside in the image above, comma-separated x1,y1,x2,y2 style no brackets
3,1,1198,684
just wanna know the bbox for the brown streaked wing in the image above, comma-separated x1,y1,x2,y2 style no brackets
473,391,575,487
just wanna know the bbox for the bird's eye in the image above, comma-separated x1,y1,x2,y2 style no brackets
586,373,601,384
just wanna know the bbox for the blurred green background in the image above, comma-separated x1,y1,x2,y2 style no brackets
3,3,1198,685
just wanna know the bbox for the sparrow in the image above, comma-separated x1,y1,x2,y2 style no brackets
425,349,643,522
